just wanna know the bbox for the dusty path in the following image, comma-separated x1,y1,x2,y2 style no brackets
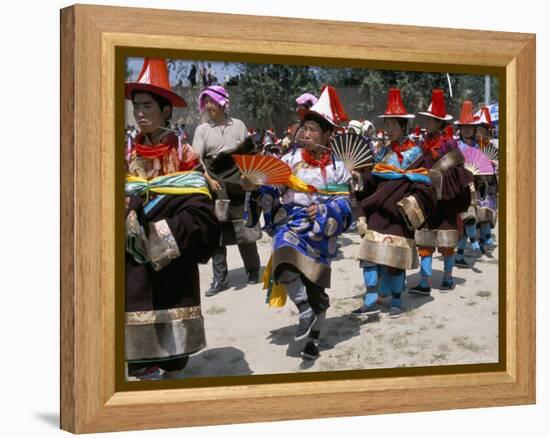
185,227,499,377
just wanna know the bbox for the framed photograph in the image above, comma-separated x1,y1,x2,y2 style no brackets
60,4,535,434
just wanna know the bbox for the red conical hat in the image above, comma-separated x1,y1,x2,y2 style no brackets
454,100,478,125
378,88,414,119
125,58,187,107
303,85,349,126
418,89,453,121
476,106,494,126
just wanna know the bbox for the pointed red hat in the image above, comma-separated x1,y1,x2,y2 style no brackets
125,58,187,107
303,85,349,126
378,88,415,119
418,89,453,121
454,100,478,125
476,106,494,126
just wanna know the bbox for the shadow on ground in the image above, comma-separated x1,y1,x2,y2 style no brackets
267,314,366,368
184,346,253,377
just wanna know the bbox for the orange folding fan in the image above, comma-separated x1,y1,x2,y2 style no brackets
232,154,291,185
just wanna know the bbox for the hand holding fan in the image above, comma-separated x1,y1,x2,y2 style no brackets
462,145,495,176
330,133,374,171
232,154,291,185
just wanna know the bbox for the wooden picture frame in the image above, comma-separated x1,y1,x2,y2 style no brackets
60,4,536,434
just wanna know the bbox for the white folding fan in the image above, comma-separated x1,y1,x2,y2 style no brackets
330,133,374,171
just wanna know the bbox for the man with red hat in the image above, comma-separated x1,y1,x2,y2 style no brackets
124,58,220,380
126,59,198,177
242,85,353,360
454,101,482,267
352,88,437,318
409,89,474,295
193,85,262,296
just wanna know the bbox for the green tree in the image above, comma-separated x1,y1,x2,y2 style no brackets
236,64,321,131
318,67,498,124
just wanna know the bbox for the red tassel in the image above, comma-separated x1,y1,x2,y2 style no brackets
430,89,447,118
322,85,349,124
385,88,409,116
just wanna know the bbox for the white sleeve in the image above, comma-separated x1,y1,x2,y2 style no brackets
191,124,206,158
240,120,248,141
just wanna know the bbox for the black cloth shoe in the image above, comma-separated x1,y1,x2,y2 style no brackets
247,270,260,284
408,284,431,296
205,280,229,297
454,257,470,268
440,277,455,292
294,313,317,341
350,303,382,318
301,340,320,360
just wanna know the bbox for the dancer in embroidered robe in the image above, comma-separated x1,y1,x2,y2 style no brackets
124,58,220,380
352,88,436,318
242,86,353,359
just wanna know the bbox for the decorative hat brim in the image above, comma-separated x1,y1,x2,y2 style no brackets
454,119,479,125
125,83,187,107
477,120,494,126
417,111,453,121
377,114,415,119
303,109,338,126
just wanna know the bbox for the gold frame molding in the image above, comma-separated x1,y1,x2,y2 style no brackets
60,4,535,433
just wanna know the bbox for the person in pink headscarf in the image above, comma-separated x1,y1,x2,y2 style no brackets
192,85,261,296
198,85,231,114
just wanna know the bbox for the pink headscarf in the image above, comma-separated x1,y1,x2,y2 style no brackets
295,93,318,108
198,85,230,112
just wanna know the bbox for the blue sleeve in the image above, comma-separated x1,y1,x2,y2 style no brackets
312,196,353,238
244,185,284,236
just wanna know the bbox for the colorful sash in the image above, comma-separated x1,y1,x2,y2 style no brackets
286,174,350,196
372,163,431,184
125,171,212,199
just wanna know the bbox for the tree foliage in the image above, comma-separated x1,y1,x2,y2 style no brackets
167,59,189,86
235,63,321,130
320,68,498,120
234,63,498,131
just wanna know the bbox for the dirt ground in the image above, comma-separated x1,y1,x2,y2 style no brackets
184,226,499,378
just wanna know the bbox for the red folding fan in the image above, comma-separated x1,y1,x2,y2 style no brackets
232,154,291,185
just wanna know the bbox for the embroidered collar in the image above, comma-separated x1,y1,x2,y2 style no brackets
389,137,415,164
